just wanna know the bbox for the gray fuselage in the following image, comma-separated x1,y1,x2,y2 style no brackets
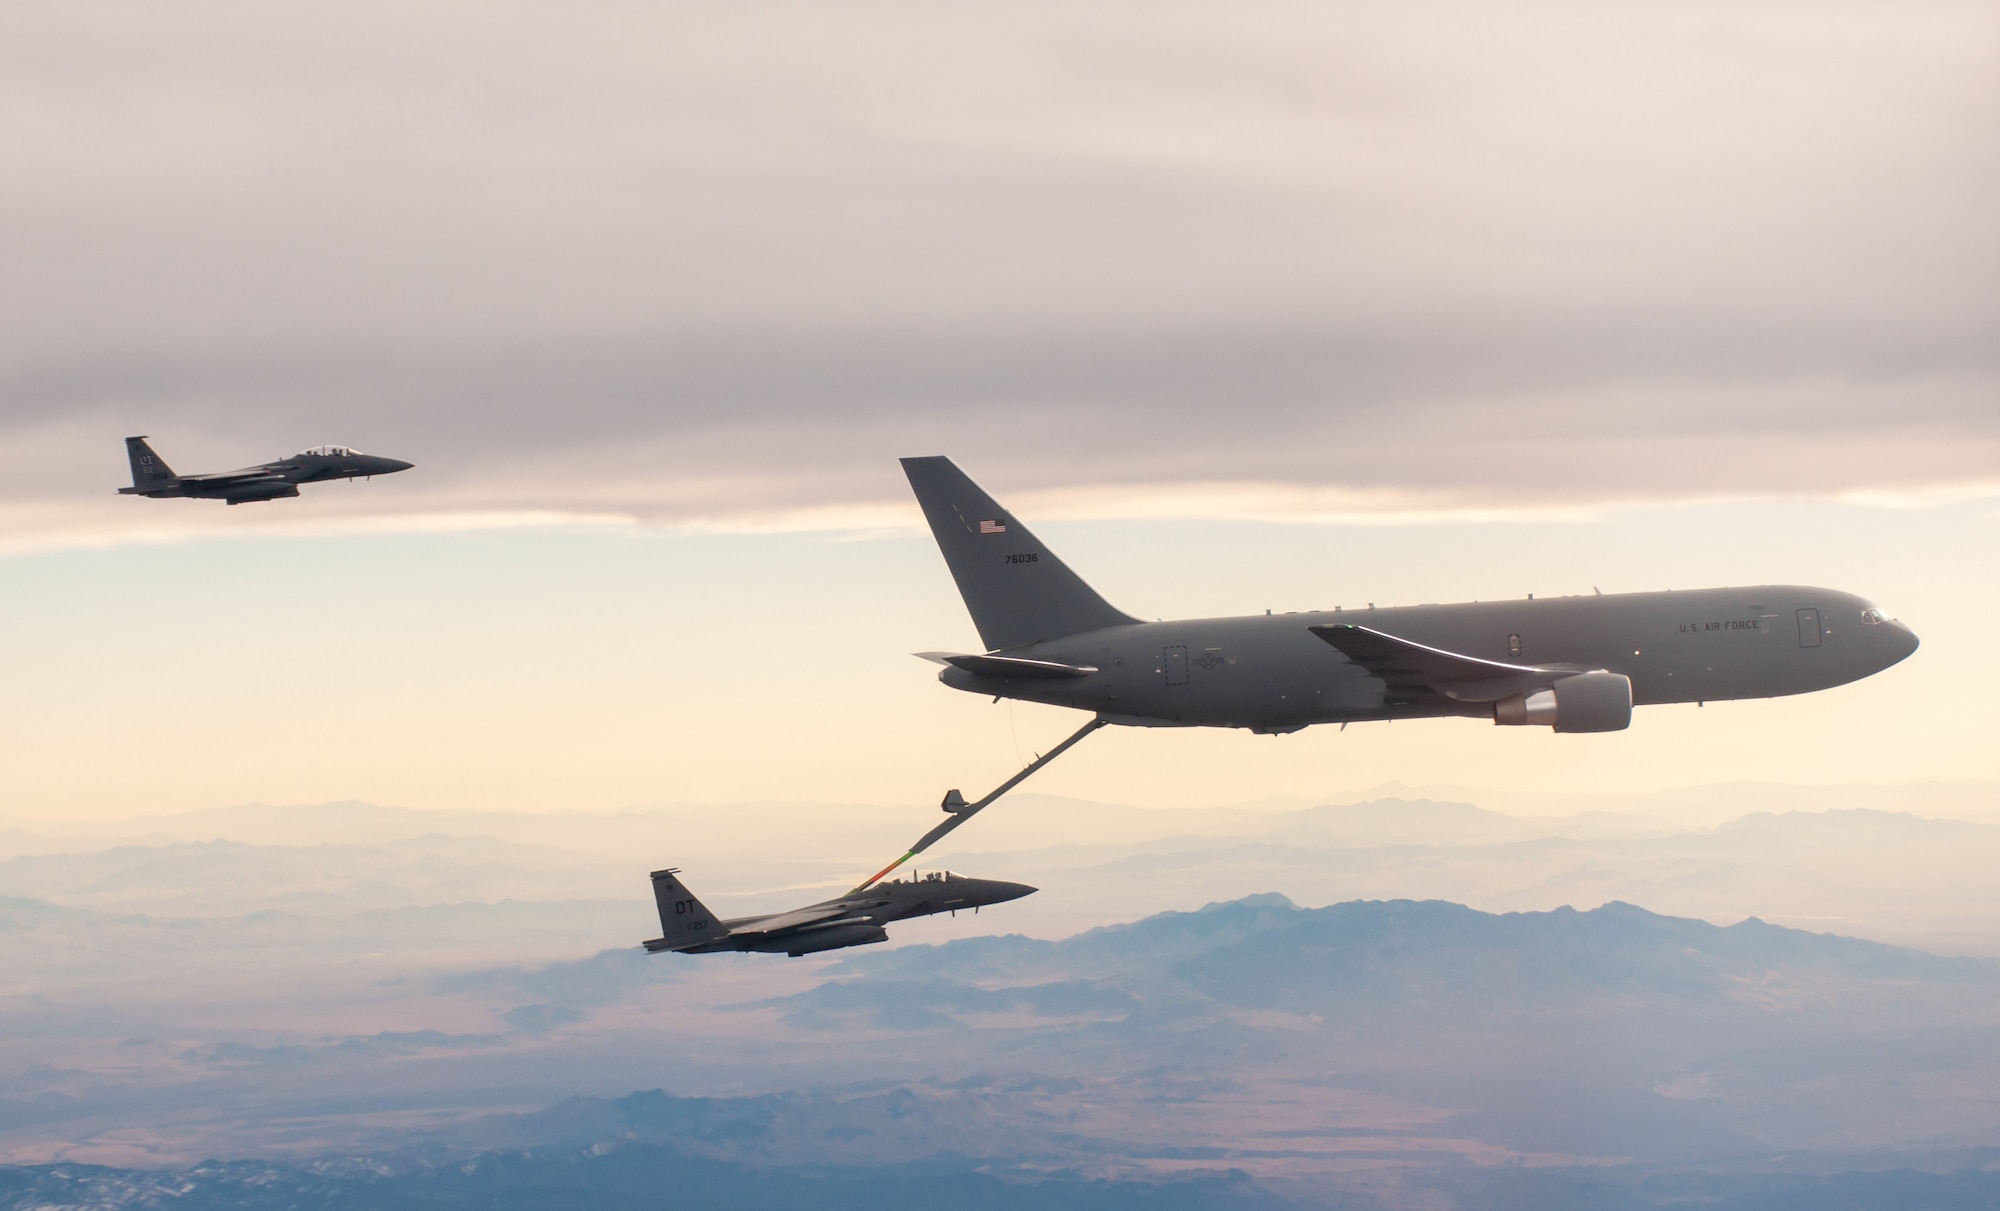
136,451,415,499
941,587,1918,732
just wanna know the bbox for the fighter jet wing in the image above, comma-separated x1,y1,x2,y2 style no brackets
175,467,288,485
729,898,889,936
915,652,1099,679
1309,623,1582,703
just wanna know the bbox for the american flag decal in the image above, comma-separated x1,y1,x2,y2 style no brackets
978,519,1007,534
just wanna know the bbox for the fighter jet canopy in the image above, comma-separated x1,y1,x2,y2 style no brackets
886,869,961,884
296,445,358,457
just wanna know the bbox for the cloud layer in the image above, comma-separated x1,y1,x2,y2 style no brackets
3,1,1995,542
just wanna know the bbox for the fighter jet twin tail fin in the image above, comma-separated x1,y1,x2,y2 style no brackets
645,868,726,952
121,437,178,493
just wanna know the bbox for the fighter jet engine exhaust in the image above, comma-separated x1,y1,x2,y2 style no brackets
1492,672,1633,732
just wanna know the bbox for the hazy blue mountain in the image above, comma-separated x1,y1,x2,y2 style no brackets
744,896,2000,1165
843,892,1304,981
1173,898,1995,1013
839,894,1992,997
0,1151,1293,1211
7,891,2000,1208
5,1131,1998,1210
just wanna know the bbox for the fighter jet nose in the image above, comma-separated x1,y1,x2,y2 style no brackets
993,881,1037,903
383,459,414,473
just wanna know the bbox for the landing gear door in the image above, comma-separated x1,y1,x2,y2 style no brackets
1797,608,1822,648
1162,645,1190,686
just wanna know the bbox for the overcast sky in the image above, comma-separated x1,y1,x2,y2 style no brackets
2,1,1995,548
1,3,1993,817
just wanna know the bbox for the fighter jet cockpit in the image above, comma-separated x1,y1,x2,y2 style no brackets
886,869,962,885
296,445,358,458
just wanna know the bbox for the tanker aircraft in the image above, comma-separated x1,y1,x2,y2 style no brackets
643,867,1034,957
118,436,413,505
903,455,1917,737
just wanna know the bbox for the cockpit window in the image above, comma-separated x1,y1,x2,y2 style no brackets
892,870,958,884
1860,607,1891,625
298,445,355,457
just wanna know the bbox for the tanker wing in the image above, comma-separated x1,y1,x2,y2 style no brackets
1309,623,1581,704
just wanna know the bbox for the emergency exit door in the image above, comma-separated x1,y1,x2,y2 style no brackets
1797,608,1821,648
1162,645,1190,686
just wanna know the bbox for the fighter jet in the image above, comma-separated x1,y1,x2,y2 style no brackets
118,436,413,505
642,867,1035,957
901,456,1919,738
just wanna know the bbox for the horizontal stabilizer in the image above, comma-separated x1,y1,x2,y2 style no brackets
916,651,1099,679
1309,623,1580,703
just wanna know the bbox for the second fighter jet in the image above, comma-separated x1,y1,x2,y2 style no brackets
643,868,1035,957
119,436,413,505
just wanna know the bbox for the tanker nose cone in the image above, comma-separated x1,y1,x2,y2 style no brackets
1864,618,1919,674
1888,620,1919,666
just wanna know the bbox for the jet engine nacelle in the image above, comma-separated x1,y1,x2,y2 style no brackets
223,482,301,505
1493,671,1632,733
